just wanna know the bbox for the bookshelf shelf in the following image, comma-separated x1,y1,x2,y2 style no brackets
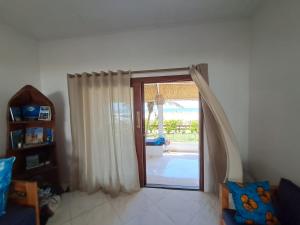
14,165,58,180
9,120,53,125
9,143,56,152
6,85,59,185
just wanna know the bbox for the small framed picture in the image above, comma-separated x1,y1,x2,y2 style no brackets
26,155,40,170
38,106,51,121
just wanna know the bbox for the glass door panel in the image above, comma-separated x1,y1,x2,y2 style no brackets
144,82,200,188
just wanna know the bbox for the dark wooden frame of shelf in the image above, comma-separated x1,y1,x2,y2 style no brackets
6,85,59,185
9,143,56,152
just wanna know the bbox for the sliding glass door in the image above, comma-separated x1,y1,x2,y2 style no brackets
131,76,204,190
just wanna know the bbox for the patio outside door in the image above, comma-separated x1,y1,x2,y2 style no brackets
131,75,204,190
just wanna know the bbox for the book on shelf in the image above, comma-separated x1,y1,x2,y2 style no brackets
22,105,40,120
10,129,24,149
38,106,51,121
25,127,43,145
10,107,22,121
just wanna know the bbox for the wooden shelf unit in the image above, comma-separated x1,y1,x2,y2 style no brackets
6,85,59,185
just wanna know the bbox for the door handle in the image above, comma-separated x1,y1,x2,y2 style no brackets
136,111,141,129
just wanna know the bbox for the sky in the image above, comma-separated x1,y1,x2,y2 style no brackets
145,100,199,121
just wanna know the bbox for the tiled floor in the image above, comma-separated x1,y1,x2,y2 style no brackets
47,188,219,225
146,152,199,187
165,142,198,153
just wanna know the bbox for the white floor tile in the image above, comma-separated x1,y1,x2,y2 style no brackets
70,191,108,218
109,191,153,223
47,193,72,225
124,207,174,225
59,222,71,225
156,190,203,225
47,188,219,225
188,207,219,225
139,187,169,203
71,202,121,225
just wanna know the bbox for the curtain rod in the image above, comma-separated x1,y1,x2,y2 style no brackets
67,66,193,78
131,66,190,74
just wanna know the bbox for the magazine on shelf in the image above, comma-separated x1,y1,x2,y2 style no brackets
10,129,24,149
25,155,40,170
22,105,40,120
25,127,44,144
10,107,22,121
38,106,51,121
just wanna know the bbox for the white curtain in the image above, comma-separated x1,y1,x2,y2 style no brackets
190,64,243,192
67,71,140,196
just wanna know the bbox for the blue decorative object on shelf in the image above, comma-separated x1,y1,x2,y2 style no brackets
0,157,16,216
45,128,54,143
22,105,40,120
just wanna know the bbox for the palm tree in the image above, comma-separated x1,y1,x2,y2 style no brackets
146,101,154,133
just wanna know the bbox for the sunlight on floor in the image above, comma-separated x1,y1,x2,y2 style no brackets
146,152,199,187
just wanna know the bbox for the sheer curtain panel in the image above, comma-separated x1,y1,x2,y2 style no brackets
67,71,140,196
191,64,243,192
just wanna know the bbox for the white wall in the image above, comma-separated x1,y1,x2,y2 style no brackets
0,22,40,155
39,20,251,183
249,0,300,185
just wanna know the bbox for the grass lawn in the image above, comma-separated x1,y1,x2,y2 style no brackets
146,133,199,143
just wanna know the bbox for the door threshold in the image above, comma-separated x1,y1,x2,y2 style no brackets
145,183,200,191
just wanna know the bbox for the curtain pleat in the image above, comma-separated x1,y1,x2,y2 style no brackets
191,64,243,192
67,72,140,196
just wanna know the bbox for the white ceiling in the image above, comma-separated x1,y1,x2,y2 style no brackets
0,0,261,40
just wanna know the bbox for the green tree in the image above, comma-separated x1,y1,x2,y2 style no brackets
164,120,181,134
149,119,158,133
190,120,199,133
145,120,149,133
176,120,183,133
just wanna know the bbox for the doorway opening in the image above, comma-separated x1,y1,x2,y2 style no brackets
131,75,204,191
144,81,200,189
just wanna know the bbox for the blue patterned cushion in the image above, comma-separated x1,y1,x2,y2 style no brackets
0,157,15,217
227,181,279,225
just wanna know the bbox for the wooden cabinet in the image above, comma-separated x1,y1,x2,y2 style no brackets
6,85,59,185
